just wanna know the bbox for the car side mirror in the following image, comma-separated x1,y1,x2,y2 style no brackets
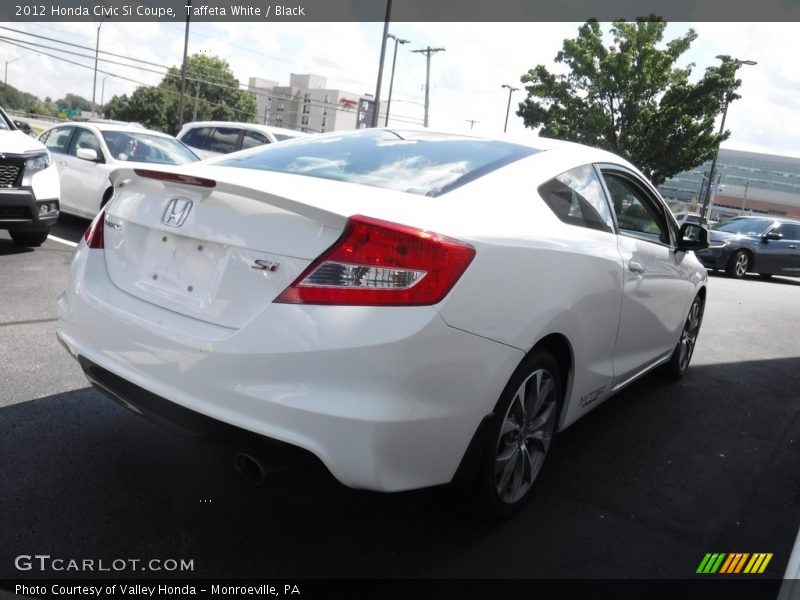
762,231,783,242
677,223,708,251
76,147,100,162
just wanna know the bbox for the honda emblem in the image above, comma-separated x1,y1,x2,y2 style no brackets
162,198,193,227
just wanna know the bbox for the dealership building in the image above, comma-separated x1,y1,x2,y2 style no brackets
658,148,800,220
248,74,379,134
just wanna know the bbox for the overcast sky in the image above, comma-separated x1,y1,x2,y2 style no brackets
1,21,797,158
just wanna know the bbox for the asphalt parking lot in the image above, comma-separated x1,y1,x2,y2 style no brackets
1,217,798,589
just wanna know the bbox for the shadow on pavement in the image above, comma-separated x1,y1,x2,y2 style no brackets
1,356,798,580
707,269,800,287
0,239,34,256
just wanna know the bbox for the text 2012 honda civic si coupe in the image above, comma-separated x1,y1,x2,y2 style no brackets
57,129,708,518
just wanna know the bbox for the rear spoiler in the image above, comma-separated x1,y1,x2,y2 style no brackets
109,166,348,229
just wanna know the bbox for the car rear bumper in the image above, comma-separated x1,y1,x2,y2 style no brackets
0,189,59,230
57,243,523,492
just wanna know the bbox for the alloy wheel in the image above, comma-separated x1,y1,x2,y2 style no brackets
678,298,703,374
494,368,558,504
735,253,749,277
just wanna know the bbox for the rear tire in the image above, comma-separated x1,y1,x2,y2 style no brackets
662,294,704,380
474,350,562,519
726,250,750,278
9,229,49,247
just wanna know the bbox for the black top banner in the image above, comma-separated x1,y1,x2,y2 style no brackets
2,0,800,22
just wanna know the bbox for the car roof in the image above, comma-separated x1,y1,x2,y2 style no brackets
45,121,174,138
179,121,306,137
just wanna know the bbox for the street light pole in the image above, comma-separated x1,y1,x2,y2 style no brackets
412,46,445,128
699,56,757,221
91,17,107,118
5,53,38,107
100,75,110,116
384,33,410,127
501,83,519,133
371,0,392,128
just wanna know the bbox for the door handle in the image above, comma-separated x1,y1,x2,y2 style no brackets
628,260,646,274
789,245,798,249
58,161,68,166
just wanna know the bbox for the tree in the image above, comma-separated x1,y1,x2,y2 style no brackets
103,87,169,131
517,19,741,185
105,53,257,135
56,93,92,111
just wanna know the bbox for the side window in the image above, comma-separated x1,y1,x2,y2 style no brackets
206,127,240,154
241,130,271,150
603,172,670,245
772,223,799,240
68,129,103,159
43,126,74,155
39,130,51,144
538,164,614,233
180,126,210,149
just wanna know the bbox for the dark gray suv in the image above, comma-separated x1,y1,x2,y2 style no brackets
696,216,800,278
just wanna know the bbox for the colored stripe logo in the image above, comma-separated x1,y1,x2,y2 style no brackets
697,553,773,574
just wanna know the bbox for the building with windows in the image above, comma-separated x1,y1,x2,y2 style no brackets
247,74,379,134
658,148,800,220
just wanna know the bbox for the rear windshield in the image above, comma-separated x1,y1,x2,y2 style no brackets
217,129,539,197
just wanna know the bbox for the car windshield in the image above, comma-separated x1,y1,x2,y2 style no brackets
217,129,539,197
0,111,11,131
273,133,301,142
101,131,199,165
711,218,772,235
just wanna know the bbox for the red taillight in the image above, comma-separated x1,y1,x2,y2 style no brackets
134,169,216,188
83,209,105,249
275,215,475,306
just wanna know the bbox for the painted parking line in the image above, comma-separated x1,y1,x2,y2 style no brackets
48,235,78,248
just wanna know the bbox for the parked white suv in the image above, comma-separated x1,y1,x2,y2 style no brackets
0,106,60,247
177,121,306,159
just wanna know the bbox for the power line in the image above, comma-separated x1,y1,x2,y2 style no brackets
0,32,425,128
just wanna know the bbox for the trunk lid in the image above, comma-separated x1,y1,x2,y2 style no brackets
102,167,356,329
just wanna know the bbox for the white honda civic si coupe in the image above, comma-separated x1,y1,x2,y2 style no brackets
57,129,708,518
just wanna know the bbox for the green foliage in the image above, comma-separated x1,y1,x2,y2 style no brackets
518,19,742,185
105,53,257,135
56,93,92,111
1,83,41,114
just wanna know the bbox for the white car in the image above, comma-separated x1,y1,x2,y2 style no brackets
674,212,708,227
177,121,307,159
39,121,199,219
0,106,60,246
57,129,708,517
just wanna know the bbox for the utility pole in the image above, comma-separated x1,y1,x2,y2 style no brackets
192,76,201,121
412,46,445,128
741,181,749,215
465,119,479,130
177,0,192,130
91,16,107,118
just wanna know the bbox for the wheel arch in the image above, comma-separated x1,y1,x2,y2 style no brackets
449,331,574,490
529,332,573,405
